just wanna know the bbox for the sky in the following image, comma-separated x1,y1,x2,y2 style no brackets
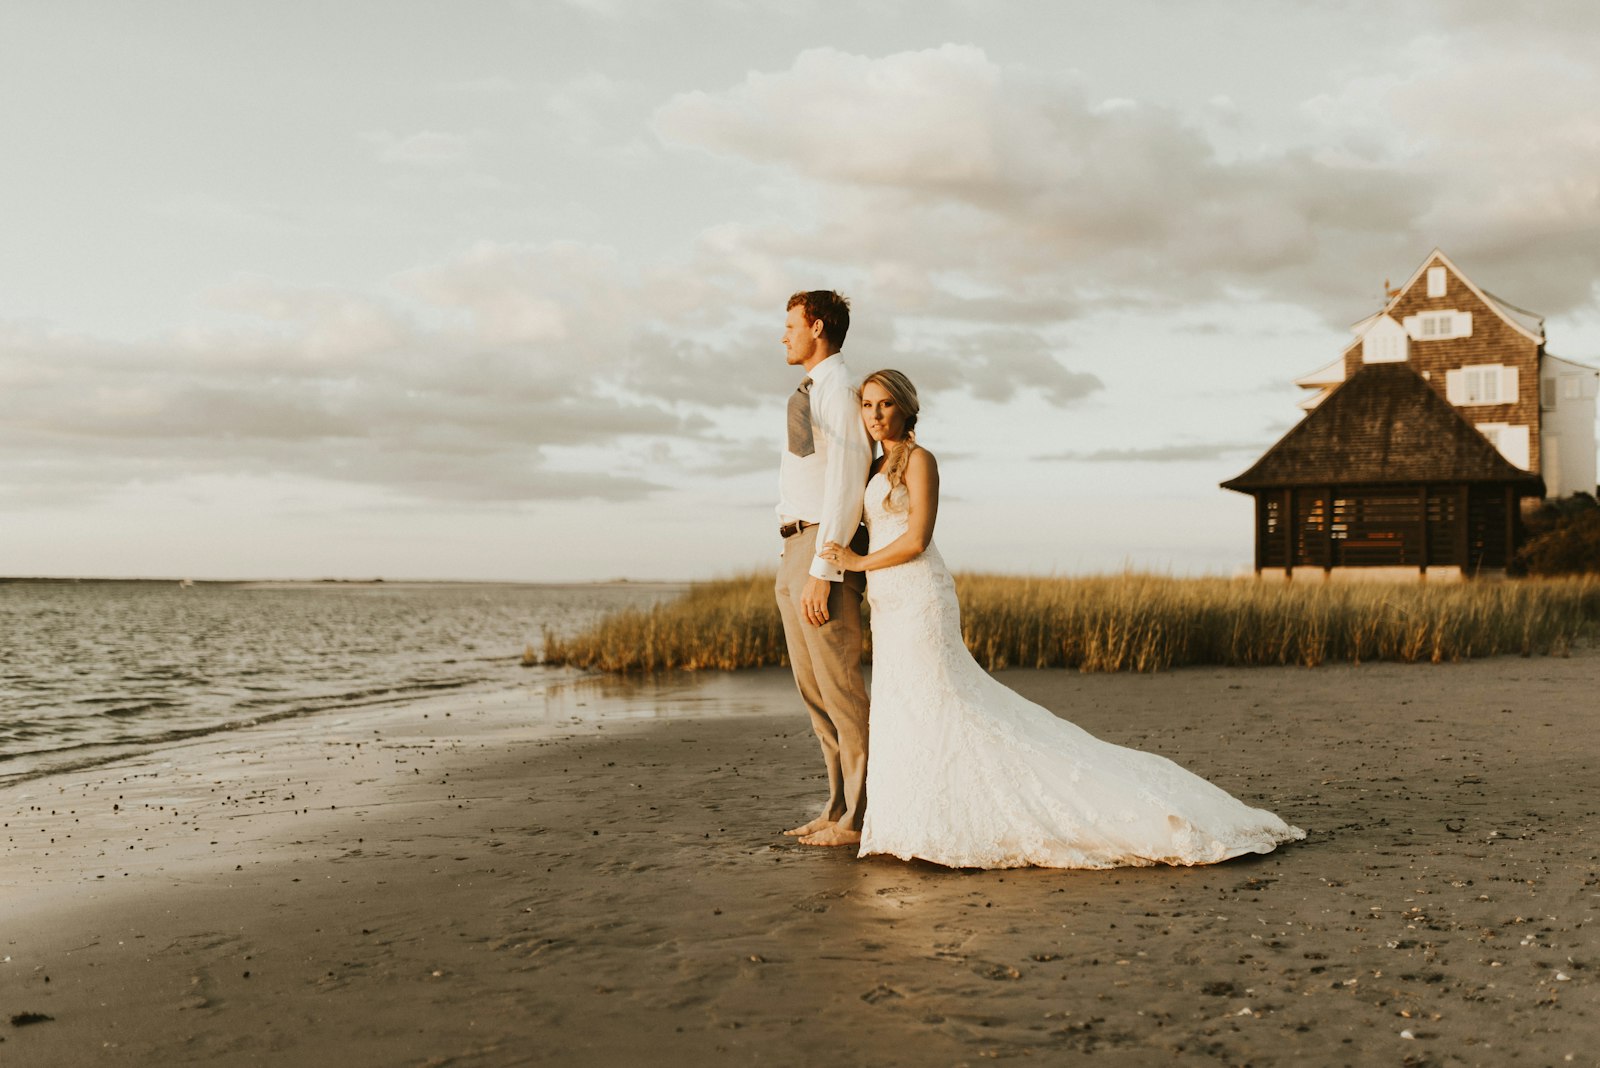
3,0,1599,582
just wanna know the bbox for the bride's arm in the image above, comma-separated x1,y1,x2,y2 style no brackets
823,449,939,572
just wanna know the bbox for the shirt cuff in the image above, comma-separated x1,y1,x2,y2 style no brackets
809,557,845,583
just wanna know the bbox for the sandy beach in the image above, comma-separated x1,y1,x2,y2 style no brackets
3,653,1597,1067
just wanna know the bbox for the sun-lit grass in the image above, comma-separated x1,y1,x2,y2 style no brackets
536,572,1600,673
538,572,790,672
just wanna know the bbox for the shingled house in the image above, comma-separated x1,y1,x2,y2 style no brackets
1224,250,1599,580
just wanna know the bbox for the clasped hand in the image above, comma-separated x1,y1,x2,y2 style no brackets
820,540,865,572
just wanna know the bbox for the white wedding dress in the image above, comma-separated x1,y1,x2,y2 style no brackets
857,472,1305,869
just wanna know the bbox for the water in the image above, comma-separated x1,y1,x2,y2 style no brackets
0,580,680,785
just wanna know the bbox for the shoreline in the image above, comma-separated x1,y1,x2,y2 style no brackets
4,653,1597,1064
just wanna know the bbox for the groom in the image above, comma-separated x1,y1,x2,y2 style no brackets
775,290,872,848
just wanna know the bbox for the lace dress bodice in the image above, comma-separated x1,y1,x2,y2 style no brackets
863,469,912,548
857,471,1303,869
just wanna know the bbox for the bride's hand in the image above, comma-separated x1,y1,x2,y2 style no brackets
820,540,865,572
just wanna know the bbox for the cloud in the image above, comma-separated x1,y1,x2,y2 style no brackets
655,42,1600,324
545,73,654,154
0,219,1102,510
1298,29,1600,316
0,243,713,506
944,330,1102,406
366,129,489,168
16,30,1596,517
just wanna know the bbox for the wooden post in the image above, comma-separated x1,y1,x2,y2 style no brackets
1503,484,1516,568
1324,486,1335,571
1455,484,1470,572
1284,488,1296,568
1254,495,1264,571
1419,483,1430,573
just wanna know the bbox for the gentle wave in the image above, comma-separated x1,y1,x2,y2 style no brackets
0,676,492,787
0,580,682,786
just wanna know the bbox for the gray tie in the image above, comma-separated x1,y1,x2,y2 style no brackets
787,377,814,458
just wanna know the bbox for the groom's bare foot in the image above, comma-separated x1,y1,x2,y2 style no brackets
783,815,835,837
799,825,861,848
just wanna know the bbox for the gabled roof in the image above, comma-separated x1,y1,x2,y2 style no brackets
1222,362,1543,492
1481,290,1545,337
1354,249,1544,344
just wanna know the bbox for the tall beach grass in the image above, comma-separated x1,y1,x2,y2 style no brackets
537,572,1600,674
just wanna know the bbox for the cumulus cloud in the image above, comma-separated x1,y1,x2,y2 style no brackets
1294,24,1600,315
656,42,1600,323
943,330,1101,406
14,28,1597,516
0,242,715,506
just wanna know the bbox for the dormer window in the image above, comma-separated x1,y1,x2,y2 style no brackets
1360,314,1408,364
1404,310,1472,340
1427,266,1446,297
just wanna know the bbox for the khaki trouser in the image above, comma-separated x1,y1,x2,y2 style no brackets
775,525,870,831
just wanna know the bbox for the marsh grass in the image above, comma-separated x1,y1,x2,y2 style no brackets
537,572,1600,673
539,573,789,672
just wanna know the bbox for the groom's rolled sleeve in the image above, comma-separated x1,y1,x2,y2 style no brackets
809,378,871,583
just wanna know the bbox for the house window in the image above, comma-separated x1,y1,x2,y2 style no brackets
1465,365,1503,404
1363,333,1405,363
1445,363,1518,407
1427,267,1446,297
1561,376,1584,400
1405,310,1472,340
1543,376,1558,410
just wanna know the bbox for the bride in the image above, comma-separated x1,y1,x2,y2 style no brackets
821,370,1304,869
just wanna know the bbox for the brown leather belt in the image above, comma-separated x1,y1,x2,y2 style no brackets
779,520,813,539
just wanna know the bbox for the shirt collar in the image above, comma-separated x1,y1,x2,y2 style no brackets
807,353,846,384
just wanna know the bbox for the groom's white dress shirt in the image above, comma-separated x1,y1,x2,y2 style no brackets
777,353,871,583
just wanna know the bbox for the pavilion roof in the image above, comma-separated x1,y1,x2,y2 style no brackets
1222,362,1543,492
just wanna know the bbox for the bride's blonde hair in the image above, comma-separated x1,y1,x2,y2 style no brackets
863,369,920,510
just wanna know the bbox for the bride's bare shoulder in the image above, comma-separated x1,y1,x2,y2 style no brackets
907,446,939,478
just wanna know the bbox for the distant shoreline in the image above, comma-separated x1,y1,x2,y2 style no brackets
0,576,690,588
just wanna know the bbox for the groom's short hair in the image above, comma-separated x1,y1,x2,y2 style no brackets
787,290,850,348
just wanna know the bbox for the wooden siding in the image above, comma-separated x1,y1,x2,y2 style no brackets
1342,254,1543,473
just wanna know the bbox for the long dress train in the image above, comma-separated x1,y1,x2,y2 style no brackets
857,472,1305,869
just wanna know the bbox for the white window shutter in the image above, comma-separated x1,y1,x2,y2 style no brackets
1500,365,1518,404
1455,311,1472,338
1501,425,1531,470
1445,368,1466,404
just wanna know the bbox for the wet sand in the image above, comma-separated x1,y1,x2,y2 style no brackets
3,653,1596,1066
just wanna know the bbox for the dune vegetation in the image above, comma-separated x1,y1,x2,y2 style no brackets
536,571,1600,674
